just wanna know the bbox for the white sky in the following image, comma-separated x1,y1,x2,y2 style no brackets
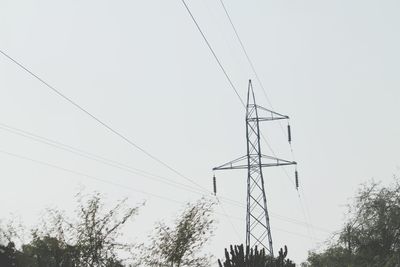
1,0,399,264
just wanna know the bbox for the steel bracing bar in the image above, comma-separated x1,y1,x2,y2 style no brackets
212,80,297,257
247,104,289,122
212,155,296,171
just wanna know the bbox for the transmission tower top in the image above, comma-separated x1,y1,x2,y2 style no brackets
213,80,297,256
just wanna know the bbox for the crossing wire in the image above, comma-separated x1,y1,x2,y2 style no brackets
179,0,295,186
180,0,245,108
217,0,274,109
0,122,330,234
217,0,296,151
0,49,210,195
216,196,241,240
0,122,206,196
216,0,315,235
182,0,316,242
0,45,245,239
215,0,298,185
0,6,318,239
0,147,328,240
179,1,283,239
0,148,183,204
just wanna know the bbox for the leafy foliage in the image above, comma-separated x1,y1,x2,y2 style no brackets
0,242,17,266
305,179,400,267
304,246,350,267
1,192,141,267
140,197,215,267
65,192,140,266
20,235,79,267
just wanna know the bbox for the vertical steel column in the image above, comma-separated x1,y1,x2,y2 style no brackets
245,81,273,256
213,79,297,258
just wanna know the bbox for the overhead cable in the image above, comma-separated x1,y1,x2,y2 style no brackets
0,122,206,195
0,147,329,235
180,0,245,107
0,49,210,195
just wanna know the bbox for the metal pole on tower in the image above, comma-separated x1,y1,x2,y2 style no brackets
213,80,297,256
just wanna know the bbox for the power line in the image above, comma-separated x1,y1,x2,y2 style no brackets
0,49,210,195
219,213,325,242
0,43,244,238
0,122,264,224
0,8,318,240
0,146,330,236
0,122,329,233
179,1,295,188
215,2,316,241
219,195,330,234
213,0,297,187
0,122,240,214
217,0,274,109
216,196,241,240
1,145,324,244
0,7,320,247
0,148,183,204
299,189,318,239
179,0,245,107
0,144,324,240
0,121,328,234
0,122,206,196
179,3,320,243
217,0,293,143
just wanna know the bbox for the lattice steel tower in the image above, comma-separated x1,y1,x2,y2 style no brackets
213,80,297,256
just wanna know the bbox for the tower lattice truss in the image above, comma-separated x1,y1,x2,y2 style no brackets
213,80,297,256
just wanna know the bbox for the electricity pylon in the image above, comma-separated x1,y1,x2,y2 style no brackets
213,80,297,256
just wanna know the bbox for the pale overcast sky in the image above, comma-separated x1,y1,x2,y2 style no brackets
1,0,399,264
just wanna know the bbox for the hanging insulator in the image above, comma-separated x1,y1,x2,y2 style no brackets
213,175,217,196
295,170,299,189
287,124,292,144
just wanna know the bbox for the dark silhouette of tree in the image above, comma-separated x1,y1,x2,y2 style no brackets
0,241,17,266
2,194,219,267
218,244,295,267
2,192,142,267
304,178,400,267
20,235,78,267
304,246,349,267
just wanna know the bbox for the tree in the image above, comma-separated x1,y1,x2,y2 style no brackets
304,246,349,267
21,235,78,267
0,241,17,266
0,220,34,266
25,192,142,267
304,178,400,267
140,197,215,267
69,193,140,266
218,244,295,267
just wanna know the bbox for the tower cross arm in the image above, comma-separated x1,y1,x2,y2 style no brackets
247,104,289,122
212,155,296,171
212,80,297,255
212,155,248,171
259,154,296,168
